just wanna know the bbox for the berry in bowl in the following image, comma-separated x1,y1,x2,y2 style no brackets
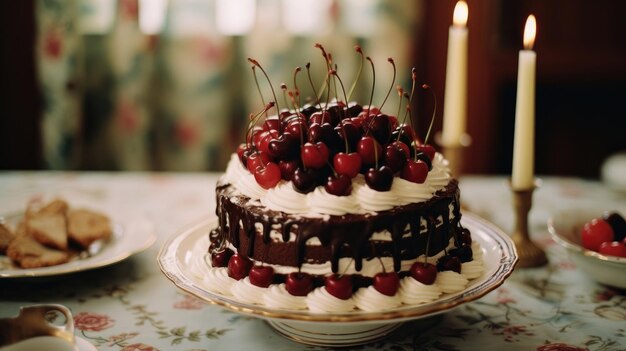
548,209,626,288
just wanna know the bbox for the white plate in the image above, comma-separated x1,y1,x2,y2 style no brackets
0,215,156,279
158,213,517,346
548,207,626,288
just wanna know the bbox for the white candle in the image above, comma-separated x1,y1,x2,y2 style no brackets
441,0,468,146
512,15,537,189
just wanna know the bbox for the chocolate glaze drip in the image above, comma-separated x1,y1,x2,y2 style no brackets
213,179,466,274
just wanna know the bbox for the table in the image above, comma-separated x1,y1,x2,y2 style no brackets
1,172,625,351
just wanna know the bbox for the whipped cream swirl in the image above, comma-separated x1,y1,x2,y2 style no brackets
461,259,484,279
263,284,308,310
231,277,266,304
221,152,451,217
353,286,402,311
435,271,469,293
202,268,235,296
399,277,443,305
306,287,356,313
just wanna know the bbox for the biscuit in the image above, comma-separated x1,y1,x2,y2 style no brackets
0,223,14,254
67,209,112,248
6,236,70,268
38,199,69,216
27,213,68,250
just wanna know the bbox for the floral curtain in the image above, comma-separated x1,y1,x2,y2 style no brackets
36,0,421,171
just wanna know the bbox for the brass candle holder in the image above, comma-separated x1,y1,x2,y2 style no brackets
510,180,548,267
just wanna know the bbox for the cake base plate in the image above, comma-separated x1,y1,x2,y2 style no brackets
158,213,517,347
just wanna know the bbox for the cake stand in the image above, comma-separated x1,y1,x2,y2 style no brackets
158,214,518,347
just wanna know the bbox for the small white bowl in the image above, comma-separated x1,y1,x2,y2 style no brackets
548,208,626,289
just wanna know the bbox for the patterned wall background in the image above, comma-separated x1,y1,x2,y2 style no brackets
36,0,421,171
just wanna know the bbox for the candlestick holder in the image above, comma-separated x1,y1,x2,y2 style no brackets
510,180,547,268
436,133,471,178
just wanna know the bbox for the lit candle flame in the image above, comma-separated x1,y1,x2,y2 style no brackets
453,1,468,28
523,15,536,50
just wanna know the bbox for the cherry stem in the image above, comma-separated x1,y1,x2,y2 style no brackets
251,66,268,118
424,231,432,265
293,66,302,113
379,58,396,111
338,258,354,278
246,102,276,146
396,85,403,125
306,62,323,111
347,45,364,101
248,58,280,116
327,54,337,101
422,84,437,145
407,68,418,135
374,138,379,168
331,68,351,153
366,56,375,113
314,43,331,102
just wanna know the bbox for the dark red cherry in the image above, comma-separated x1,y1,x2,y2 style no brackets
581,218,614,251
409,262,437,285
286,119,308,139
249,265,275,287
278,109,292,119
356,136,383,167
268,131,299,159
391,124,417,146
227,254,252,280
415,144,436,161
373,272,400,296
603,212,626,242
335,121,361,149
301,142,330,169
401,159,429,184
325,103,344,125
333,152,362,178
368,114,392,144
361,105,380,116
449,246,473,263
237,143,251,166
246,151,271,174
278,159,300,181
250,126,264,146
324,174,352,196
388,115,399,130
437,255,461,273
346,102,363,117
384,144,407,173
325,274,353,300
300,104,317,118
285,272,314,296
253,162,281,189
210,248,234,268
263,115,282,132
308,123,341,150
309,111,332,125
365,165,394,191
391,140,410,158
292,167,318,194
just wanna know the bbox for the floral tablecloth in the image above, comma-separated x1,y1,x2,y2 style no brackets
1,172,625,351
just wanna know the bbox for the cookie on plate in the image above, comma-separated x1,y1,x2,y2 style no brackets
26,213,68,250
67,209,112,249
0,223,14,254
6,235,70,268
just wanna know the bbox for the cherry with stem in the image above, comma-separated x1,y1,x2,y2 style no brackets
248,58,281,117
